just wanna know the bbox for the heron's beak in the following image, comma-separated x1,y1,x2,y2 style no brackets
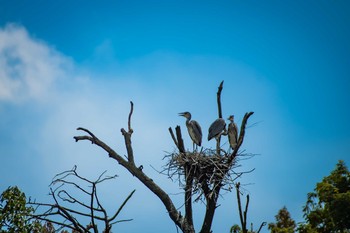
178,112,185,117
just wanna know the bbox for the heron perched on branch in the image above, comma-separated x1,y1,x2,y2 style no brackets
208,118,226,141
227,115,238,150
179,112,202,149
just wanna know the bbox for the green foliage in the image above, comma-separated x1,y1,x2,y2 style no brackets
0,186,42,233
229,224,263,233
268,206,296,233
297,223,319,233
300,160,350,233
230,224,242,233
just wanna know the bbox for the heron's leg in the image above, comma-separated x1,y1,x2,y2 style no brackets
215,137,221,155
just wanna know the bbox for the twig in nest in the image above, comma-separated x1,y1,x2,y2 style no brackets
163,149,243,201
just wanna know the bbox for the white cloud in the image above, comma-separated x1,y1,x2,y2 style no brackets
0,23,177,176
0,24,73,102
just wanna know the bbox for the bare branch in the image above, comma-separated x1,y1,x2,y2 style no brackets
30,215,77,232
52,198,87,232
128,101,134,133
96,172,118,184
94,187,109,231
72,81,256,233
57,190,92,209
215,80,225,155
110,218,133,225
73,133,127,165
109,189,136,222
30,167,133,232
52,165,77,181
228,112,254,164
54,180,90,196
175,126,185,153
235,182,251,233
169,127,178,148
121,101,135,165
76,127,98,139
257,222,267,233
236,183,245,233
244,194,250,231
74,135,93,143
90,184,97,233
217,80,224,118
74,129,183,230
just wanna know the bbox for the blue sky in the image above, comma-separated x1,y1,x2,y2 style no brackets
0,1,349,232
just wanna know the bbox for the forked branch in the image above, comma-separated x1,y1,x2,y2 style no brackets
74,102,185,231
73,81,256,233
121,101,135,164
228,112,254,164
29,167,134,232
236,182,248,233
166,81,254,233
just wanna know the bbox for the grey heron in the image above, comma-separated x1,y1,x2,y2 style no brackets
227,115,238,150
179,112,202,149
208,118,226,141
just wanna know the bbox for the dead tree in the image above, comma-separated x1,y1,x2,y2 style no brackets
73,81,254,233
29,166,135,233
167,81,254,232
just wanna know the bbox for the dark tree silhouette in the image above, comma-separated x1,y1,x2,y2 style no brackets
229,183,266,233
29,166,135,233
73,81,255,233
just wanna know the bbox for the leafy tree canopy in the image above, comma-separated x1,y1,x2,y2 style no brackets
268,206,296,233
0,186,42,233
300,160,350,233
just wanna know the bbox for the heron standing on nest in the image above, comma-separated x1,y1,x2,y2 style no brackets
227,115,238,150
208,117,226,141
208,117,226,154
179,112,202,150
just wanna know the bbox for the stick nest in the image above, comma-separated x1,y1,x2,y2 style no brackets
164,149,240,196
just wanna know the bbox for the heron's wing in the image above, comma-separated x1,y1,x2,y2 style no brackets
208,118,226,140
228,122,239,148
229,123,238,143
192,120,202,137
191,120,202,145
233,123,238,138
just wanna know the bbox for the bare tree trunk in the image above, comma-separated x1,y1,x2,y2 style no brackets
73,82,254,233
200,184,221,233
74,104,193,232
